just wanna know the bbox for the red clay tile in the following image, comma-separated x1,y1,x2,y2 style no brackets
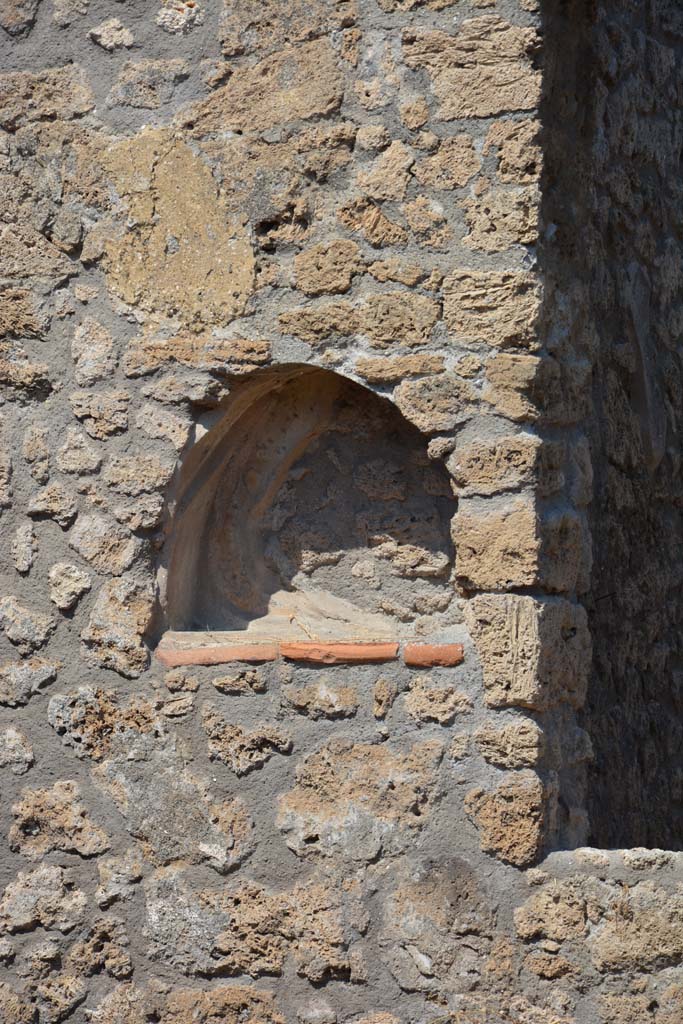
403,643,465,668
156,644,279,667
280,641,399,664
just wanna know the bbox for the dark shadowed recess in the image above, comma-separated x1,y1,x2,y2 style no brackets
541,0,683,849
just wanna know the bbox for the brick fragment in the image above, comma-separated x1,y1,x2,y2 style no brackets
403,643,465,667
156,644,279,668
280,642,399,664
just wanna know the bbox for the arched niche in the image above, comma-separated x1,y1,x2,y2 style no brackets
159,365,457,644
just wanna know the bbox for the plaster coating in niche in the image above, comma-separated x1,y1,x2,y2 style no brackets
161,366,457,645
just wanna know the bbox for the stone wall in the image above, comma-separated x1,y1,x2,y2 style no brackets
0,0,682,1022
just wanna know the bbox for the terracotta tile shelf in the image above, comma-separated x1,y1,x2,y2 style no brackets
155,636,465,669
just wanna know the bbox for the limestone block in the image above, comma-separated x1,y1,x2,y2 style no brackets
475,720,544,769
465,770,544,867
278,738,443,861
294,240,363,295
484,118,542,183
0,658,56,707
483,352,544,422
402,18,541,120
394,373,476,432
443,269,541,349
27,482,77,527
81,577,153,677
88,17,134,50
202,705,292,775
178,38,343,133
413,134,480,190
464,593,590,710
56,428,102,475
448,434,542,496
0,727,33,774
355,354,444,384
69,515,138,575
357,140,414,200
405,675,472,724
455,498,540,590
70,389,130,439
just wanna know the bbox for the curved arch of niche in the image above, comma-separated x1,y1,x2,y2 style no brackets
155,364,459,659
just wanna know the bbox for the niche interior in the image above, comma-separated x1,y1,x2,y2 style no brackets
159,366,457,650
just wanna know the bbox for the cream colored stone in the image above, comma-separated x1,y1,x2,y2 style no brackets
70,390,130,439
202,705,292,776
462,186,538,252
23,423,49,482
475,720,544,769
0,727,33,775
103,454,174,497
0,864,87,934
402,18,541,120
156,0,204,34
0,598,55,654
357,140,414,200
455,498,539,590
405,675,472,724
0,65,94,129
27,482,77,528
590,884,683,972
52,0,88,28
89,17,134,50
394,373,476,432
413,135,480,190
48,563,92,611
366,259,427,287
71,317,116,385
69,515,138,575
360,292,440,348
448,435,541,496
56,428,102,475
283,680,359,720
294,240,363,295
464,594,590,710
338,197,407,246
443,269,541,349
278,738,443,860
484,118,542,183
135,402,191,452
0,658,56,707
373,677,397,719
107,59,189,109
180,38,343,133
81,577,153,678
355,354,444,384
402,195,450,247
123,333,270,378
11,522,36,574
484,352,543,422
102,130,254,330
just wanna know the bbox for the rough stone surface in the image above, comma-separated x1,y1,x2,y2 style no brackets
0,0,678,1019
